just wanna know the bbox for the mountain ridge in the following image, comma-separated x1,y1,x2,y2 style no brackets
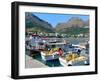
25,12,89,35
25,12,54,33
55,17,89,34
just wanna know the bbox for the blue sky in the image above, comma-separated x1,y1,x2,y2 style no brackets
33,13,89,27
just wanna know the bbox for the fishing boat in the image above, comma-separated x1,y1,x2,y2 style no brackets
59,53,89,66
41,51,59,61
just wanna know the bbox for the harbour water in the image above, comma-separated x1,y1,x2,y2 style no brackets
25,37,89,68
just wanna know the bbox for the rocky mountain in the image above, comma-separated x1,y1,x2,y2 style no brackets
84,19,89,26
25,13,89,35
25,12,54,33
55,17,89,34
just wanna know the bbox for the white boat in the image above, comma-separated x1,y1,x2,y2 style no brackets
41,51,59,61
59,55,89,66
59,57,69,67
